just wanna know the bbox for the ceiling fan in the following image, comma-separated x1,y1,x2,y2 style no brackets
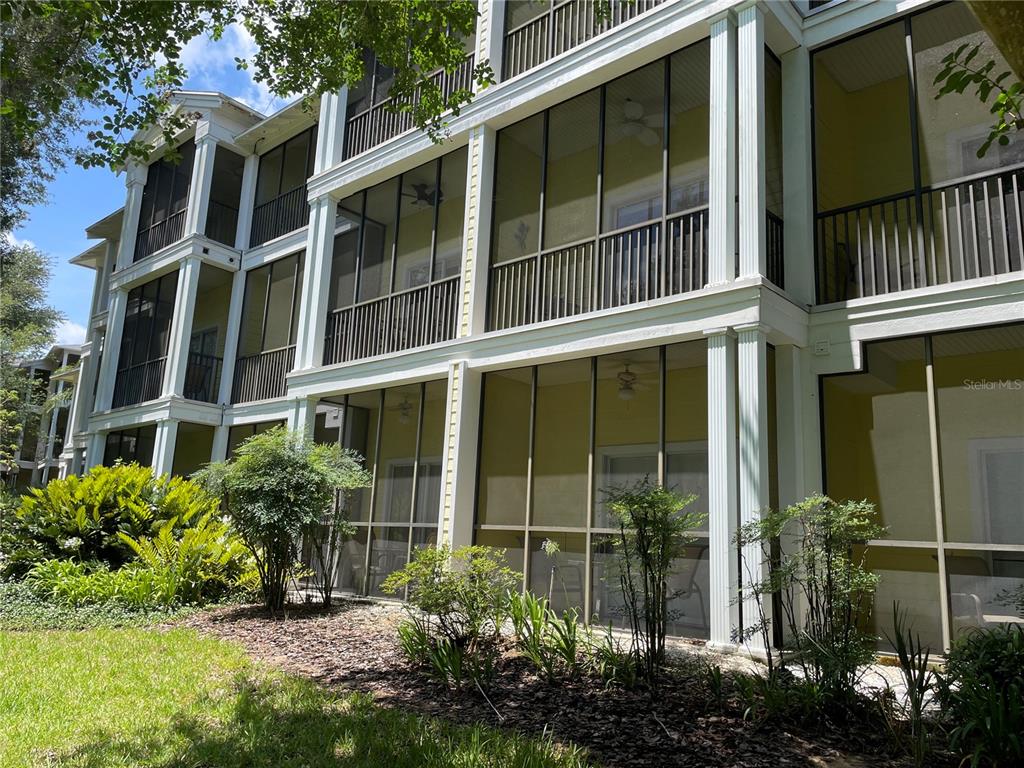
615,361,653,401
402,182,442,208
619,98,661,147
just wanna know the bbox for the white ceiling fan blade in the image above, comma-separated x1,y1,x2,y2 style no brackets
639,127,660,146
642,114,662,128
620,121,642,137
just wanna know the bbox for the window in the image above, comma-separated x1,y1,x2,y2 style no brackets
103,426,156,467
114,272,178,407
475,339,714,639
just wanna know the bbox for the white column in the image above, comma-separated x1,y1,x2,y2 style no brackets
286,396,316,437
93,289,128,412
478,0,505,84
293,195,336,370
211,425,230,462
162,256,203,397
217,269,248,405
708,11,737,285
234,154,259,250
459,125,498,337
440,361,482,547
705,328,738,648
116,164,148,270
185,133,218,237
738,2,766,279
153,420,179,476
314,88,349,174
781,46,815,305
85,432,106,471
736,323,770,650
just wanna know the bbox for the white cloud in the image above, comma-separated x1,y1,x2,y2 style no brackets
173,23,290,115
4,232,36,249
55,321,87,347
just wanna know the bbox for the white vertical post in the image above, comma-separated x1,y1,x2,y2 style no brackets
774,344,805,510
85,432,106,471
116,164,148,270
736,323,770,650
211,425,230,462
93,289,129,412
460,125,497,337
440,361,481,548
314,88,349,174
162,256,203,397
96,240,116,312
287,396,316,437
234,154,259,250
738,2,766,279
186,132,218,237
294,195,336,371
705,328,738,647
708,11,737,285
478,0,505,85
153,420,179,477
217,269,248,405
782,46,815,305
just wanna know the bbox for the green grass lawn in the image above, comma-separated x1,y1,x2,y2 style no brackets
0,627,591,768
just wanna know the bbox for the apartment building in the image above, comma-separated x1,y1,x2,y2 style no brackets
3,344,81,489
64,0,1024,654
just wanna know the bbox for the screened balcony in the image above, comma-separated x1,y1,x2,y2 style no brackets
813,3,1024,304
181,265,234,404
489,44,784,331
204,148,245,247
502,0,664,80
134,142,194,262
250,126,317,247
343,46,476,160
232,252,302,403
322,148,467,365
112,272,177,408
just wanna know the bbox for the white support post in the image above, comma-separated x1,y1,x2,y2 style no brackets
736,323,770,651
211,425,230,462
234,154,259,251
287,396,316,438
705,328,738,648
93,289,129,412
217,269,248,405
478,0,505,85
162,256,203,397
781,46,815,305
294,195,336,371
439,361,482,548
738,2,766,279
314,88,349,174
708,11,737,285
153,420,179,477
116,164,148,270
85,432,106,471
459,125,497,337
186,132,218,237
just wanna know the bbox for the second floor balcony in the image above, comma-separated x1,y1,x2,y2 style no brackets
812,2,1024,304
112,272,177,408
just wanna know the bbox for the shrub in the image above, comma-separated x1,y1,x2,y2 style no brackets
603,478,705,684
938,624,1024,766
194,427,369,614
383,545,519,692
2,463,220,577
0,580,188,630
735,495,884,712
507,590,584,681
25,559,168,606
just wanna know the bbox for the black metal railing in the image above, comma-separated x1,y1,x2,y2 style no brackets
344,54,476,160
767,210,785,289
183,352,222,403
488,207,708,331
112,358,166,408
250,185,310,247
503,0,664,80
205,200,238,247
323,276,460,365
231,345,295,404
134,209,186,262
815,166,1024,303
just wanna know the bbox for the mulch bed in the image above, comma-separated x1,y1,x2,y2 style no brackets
184,601,922,768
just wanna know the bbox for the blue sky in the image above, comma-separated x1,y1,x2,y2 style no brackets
11,24,289,348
